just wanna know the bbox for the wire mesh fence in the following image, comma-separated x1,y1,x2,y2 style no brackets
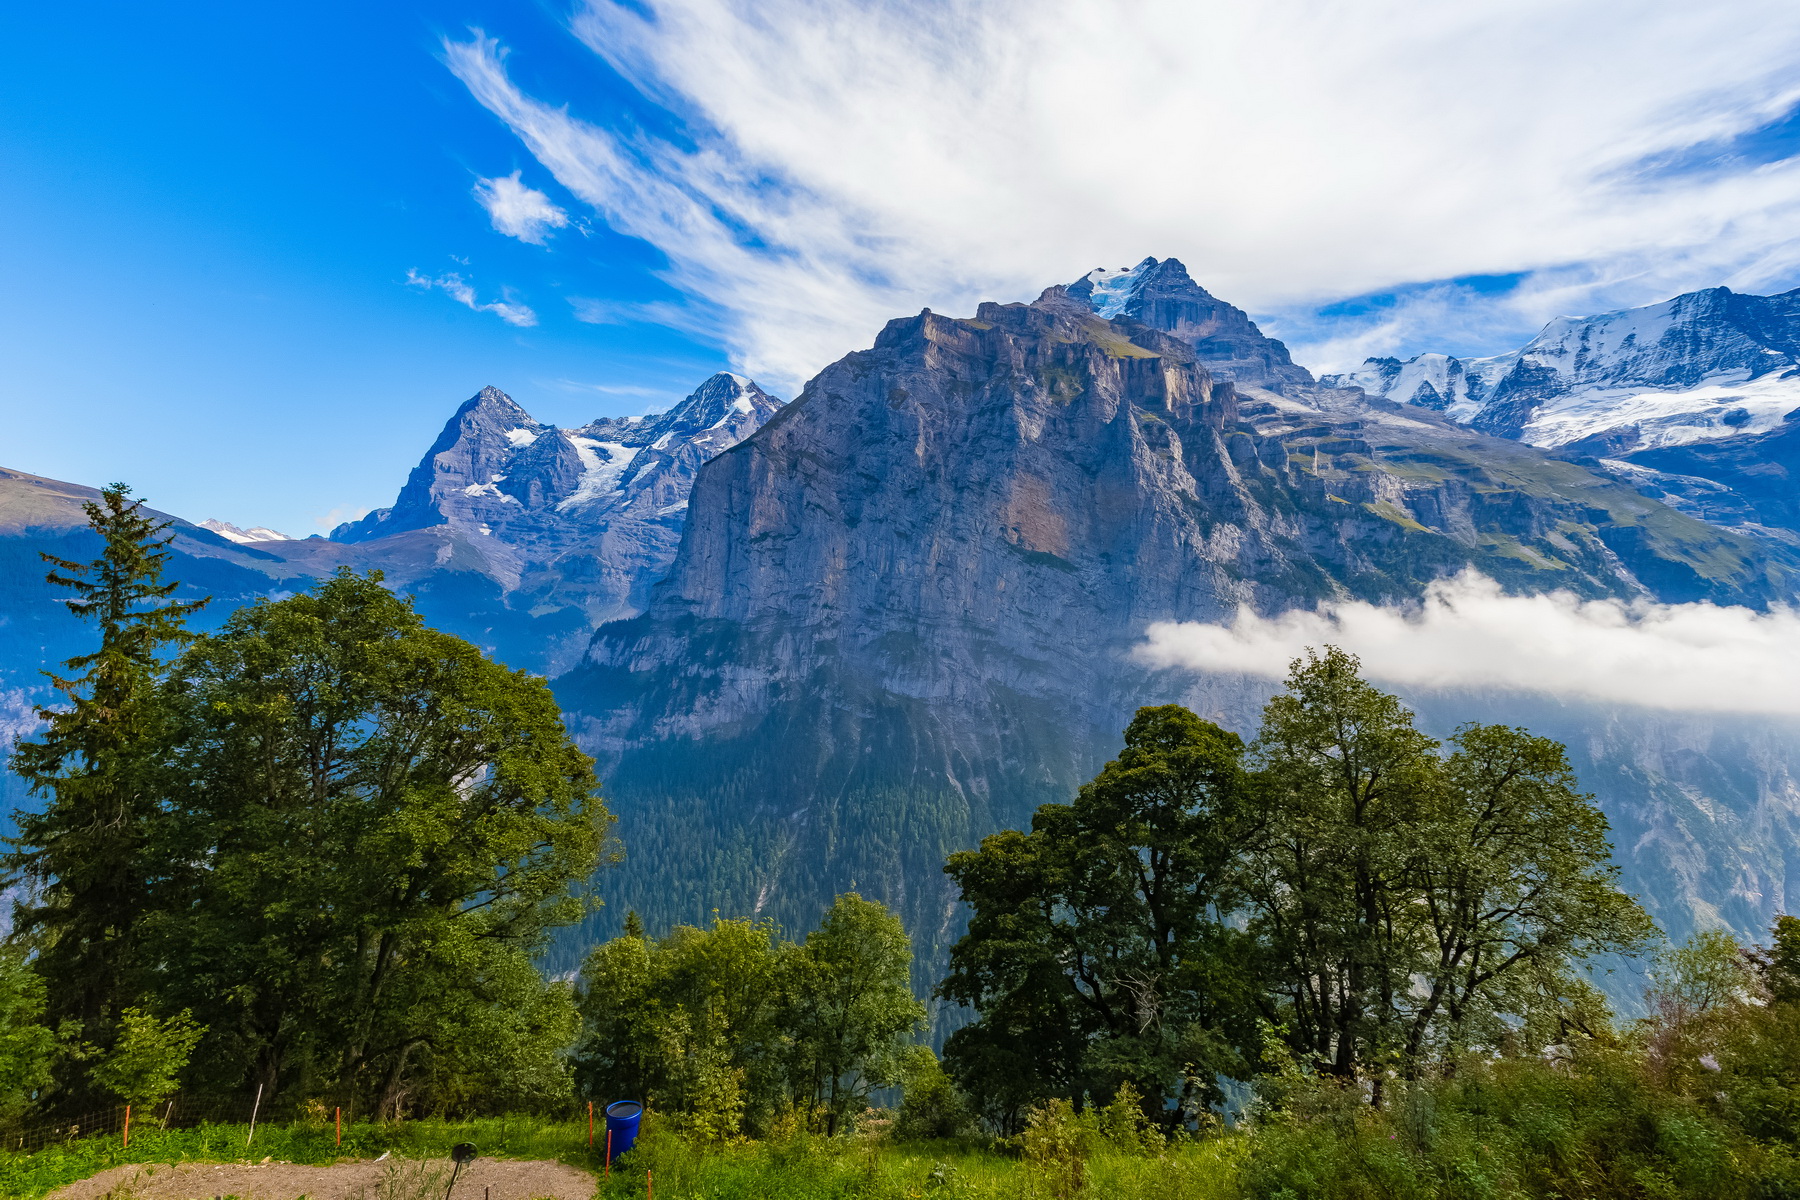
0,1092,274,1155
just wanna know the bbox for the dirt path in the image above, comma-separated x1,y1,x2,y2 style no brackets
49,1155,597,1200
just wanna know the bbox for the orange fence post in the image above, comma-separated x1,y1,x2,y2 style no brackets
335,1106,342,1147
606,1129,612,1178
122,1104,130,1149
647,1168,653,1200
587,1100,594,1147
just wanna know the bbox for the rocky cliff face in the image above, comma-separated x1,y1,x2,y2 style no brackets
556,274,1800,990
1324,287,1800,544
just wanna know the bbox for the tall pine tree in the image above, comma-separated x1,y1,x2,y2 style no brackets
6,484,205,1096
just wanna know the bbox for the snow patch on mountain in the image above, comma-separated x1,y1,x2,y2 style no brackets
560,439,643,511
1525,369,1800,451
1079,258,1156,319
200,519,293,544
1323,285,1800,455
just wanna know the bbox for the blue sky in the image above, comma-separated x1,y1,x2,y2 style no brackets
4,0,1799,535
0,1,723,534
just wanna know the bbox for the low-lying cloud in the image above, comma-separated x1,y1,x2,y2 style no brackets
1135,572,1800,717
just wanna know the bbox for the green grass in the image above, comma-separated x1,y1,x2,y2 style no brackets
595,1123,1245,1200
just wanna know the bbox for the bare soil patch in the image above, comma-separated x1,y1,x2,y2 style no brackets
48,1156,596,1200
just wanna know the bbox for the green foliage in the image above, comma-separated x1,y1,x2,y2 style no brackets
945,659,1651,1123
894,1048,974,1141
147,569,608,1115
574,914,787,1133
574,894,922,1139
6,484,206,1104
786,893,926,1135
88,1007,204,1107
0,948,56,1118
1248,648,1653,1077
942,706,1259,1129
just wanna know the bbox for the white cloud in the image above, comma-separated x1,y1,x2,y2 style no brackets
445,2,1800,390
1135,571,1800,717
313,504,369,531
473,170,571,244
405,268,538,327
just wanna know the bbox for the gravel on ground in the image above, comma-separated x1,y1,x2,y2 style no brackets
47,1155,597,1200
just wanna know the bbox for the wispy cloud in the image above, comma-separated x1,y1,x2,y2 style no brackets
312,504,369,531
473,170,571,244
446,2,1800,389
405,268,538,326
1136,571,1800,717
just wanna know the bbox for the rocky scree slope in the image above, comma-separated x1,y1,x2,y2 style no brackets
554,275,1796,985
1325,286,1800,544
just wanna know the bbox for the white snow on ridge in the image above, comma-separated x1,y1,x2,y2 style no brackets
504,427,540,447
200,519,293,544
559,437,643,510
1521,369,1800,450
1082,260,1152,319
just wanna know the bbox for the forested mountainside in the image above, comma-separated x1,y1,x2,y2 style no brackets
552,265,1800,1001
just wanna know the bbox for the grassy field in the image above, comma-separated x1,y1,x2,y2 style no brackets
0,1113,1252,1200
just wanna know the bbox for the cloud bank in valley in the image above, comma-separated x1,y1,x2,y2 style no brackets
1135,572,1800,717
447,0,1800,387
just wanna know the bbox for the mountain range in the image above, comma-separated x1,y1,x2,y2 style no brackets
1325,286,1800,546
3,261,1798,1006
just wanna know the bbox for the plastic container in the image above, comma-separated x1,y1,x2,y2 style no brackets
605,1100,644,1158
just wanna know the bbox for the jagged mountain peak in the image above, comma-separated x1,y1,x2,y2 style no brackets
199,519,292,544
1325,284,1800,447
641,372,781,441
1065,256,1314,393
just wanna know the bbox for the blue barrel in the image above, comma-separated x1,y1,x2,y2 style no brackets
604,1100,643,1158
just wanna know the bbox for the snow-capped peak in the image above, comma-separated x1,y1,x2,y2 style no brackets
1322,284,1800,454
201,519,292,544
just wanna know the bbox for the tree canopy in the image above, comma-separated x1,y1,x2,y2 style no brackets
943,648,1654,1121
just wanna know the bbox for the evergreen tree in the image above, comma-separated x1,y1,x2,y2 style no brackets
6,483,204,1098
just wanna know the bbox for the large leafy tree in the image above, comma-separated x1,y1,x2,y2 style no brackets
1244,646,1447,1078
784,893,925,1135
151,569,608,1114
940,706,1259,1129
942,653,1652,1118
6,483,205,1098
573,913,790,1134
1245,648,1652,1078
572,895,921,1138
